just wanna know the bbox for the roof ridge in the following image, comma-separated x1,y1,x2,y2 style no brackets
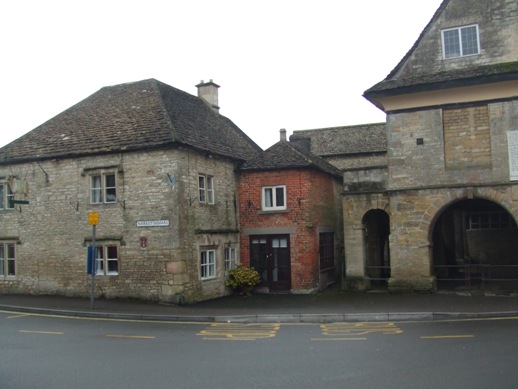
293,122,385,134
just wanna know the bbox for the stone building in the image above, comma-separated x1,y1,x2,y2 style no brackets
296,0,518,292
2,0,517,302
0,79,261,303
238,130,343,293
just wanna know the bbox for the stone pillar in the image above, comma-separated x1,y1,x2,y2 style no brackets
343,196,368,290
387,191,436,292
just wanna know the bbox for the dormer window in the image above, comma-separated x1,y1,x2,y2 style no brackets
442,24,479,59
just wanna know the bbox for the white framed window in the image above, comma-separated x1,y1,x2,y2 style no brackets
91,173,117,204
200,249,216,280
225,247,236,272
262,185,286,211
95,244,119,275
0,183,15,210
198,174,214,204
442,24,479,59
0,242,16,277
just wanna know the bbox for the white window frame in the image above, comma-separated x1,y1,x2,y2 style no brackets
225,247,237,273
200,249,216,280
91,172,117,204
442,24,480,59
0,242,16,278
198,174,214,204
262,185,286,211
95,244,119,276
0,182,15,210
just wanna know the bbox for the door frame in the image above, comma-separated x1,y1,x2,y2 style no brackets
250,234,291,291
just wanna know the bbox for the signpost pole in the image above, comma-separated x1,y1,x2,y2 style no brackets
90,224,96,309
88,212,99,309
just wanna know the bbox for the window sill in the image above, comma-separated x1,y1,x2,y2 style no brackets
259,209,289,215
201,276,217,281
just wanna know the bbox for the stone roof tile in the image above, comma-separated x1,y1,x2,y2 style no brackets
291,123,387,156
0,79,261,164
241,140,343,179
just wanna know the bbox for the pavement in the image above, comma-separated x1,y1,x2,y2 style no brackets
1,286,518,323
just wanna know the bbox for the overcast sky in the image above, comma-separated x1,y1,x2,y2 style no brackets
1,0,443,150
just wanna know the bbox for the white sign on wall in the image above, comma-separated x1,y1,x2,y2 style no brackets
136,220,170,227
508,131,518,181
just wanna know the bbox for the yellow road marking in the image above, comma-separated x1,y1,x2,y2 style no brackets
106,334,155,339
19,330,63,335
204,337,259,341
420,335,474,339
7,314,31,319
197,323,280,340
312,337,367,341
321,322,403,336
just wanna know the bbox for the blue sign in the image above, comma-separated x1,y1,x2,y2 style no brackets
87,246,96,275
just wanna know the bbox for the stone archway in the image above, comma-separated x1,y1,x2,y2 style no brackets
362,209,391,287
431,198,518,291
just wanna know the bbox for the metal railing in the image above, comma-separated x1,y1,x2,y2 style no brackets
434,264,518,291
365,265,391,282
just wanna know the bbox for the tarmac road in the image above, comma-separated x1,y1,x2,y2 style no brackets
2,310,518,389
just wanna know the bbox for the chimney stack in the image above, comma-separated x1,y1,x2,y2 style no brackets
196,79,220,113
280,128,287,142
289,134,311,152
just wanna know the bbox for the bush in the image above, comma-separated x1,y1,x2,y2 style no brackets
225,265,261,290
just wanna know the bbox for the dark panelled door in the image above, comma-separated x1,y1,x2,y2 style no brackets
250,235,291,291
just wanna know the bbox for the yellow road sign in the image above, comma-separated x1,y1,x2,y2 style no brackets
88,212,99,225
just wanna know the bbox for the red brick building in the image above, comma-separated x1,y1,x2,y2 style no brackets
237,130,343,293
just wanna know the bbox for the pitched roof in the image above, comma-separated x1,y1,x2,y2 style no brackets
364,0,518,99
365,61,518,98
0,79,262,164
291,123,387,156
240,140,343,179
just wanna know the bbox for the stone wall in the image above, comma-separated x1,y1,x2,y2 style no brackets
343,96,518,292
0,147,240,303
395,0,518,78
343,193,390,290
324,153,386,171
387,100,518,190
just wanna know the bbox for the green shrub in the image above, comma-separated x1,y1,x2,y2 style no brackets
225,264,261,289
